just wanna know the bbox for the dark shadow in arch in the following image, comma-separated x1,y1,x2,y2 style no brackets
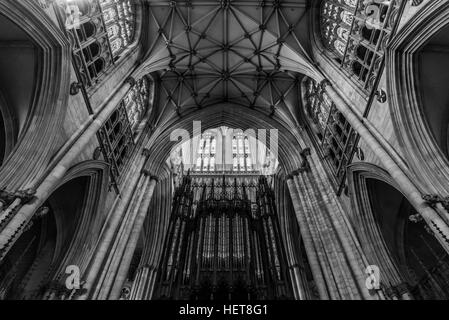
348,163,449,300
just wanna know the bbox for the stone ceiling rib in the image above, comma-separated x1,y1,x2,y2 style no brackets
137,0,323,123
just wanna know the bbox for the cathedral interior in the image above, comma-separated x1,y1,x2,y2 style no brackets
0,0,449,301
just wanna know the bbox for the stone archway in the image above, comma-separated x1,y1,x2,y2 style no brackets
0,0,71,189
0,160,110,300
347,163,449,299
387,0,449,195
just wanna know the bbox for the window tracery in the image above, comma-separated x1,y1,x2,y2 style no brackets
59,0,136,87
303,78,357,187
320,0,403,92
98,77,152,182
193,131,254,173
122,77,152,135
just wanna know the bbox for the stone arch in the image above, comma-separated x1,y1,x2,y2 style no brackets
387,0,449,195
0,160,110,299
143,103,309,177
0,0,71,189
347,162,449,299
46,160,110,278
0,90,16,165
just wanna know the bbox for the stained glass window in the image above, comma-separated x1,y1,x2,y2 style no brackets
319,0,403,92
98,76,152,184
99,0,136,57
209,157,215,171
123,77,152,135
61,0,136,87
232,137,237,154
246,156,252,171
233,157,238,171
303,77,356,185
320,0,357,60
196,157,202,171
211,138,216,155
191,129,256,172
203,157,209,171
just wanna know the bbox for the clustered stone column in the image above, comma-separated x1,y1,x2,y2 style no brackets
107,171,158,299
128,172,172,300
286,148,375,300
274,173,312,300
81,150,159,300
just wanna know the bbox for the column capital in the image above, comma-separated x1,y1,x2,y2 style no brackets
142,148,151,157
0,188,36,206
291,170,300,176
125,76,136,86
15,188,37,204
319,79,332,90
287,148,312,177
299,147,311,172
423,194,449,211
0,189,15,206
141,169,159,181
383,285,397,299
300,147,311,158
395,282,411,296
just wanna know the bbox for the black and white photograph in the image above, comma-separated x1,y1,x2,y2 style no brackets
0,0,447,315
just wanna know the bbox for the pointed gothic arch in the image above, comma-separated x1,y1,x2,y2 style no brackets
0,160,110,299
0,91,16,166
387,0,449,196
0,0,71,189
143,102,308,178
347,162,449,299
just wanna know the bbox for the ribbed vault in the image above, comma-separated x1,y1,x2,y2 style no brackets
139,0,325,176
139,0,323,118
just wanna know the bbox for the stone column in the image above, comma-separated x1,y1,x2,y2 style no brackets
108,175,158,299
286,175,329,299
93,173,152,299
287,149,375,300
275,173,311,300
128,174,172,300
78,148,150,299
129,265,152,300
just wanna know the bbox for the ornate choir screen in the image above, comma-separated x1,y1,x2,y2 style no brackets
56,0,136,87
153,174,293,300
320,0,404,92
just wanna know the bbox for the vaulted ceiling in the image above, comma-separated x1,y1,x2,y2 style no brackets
140,0,321,128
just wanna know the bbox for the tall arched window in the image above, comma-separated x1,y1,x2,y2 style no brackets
320,0,356,60
99,76,152,182
302,77,357,188
319,0,402,92
60,0,136,87
100,0,135,57
122,77,152,135
192,129,256,172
